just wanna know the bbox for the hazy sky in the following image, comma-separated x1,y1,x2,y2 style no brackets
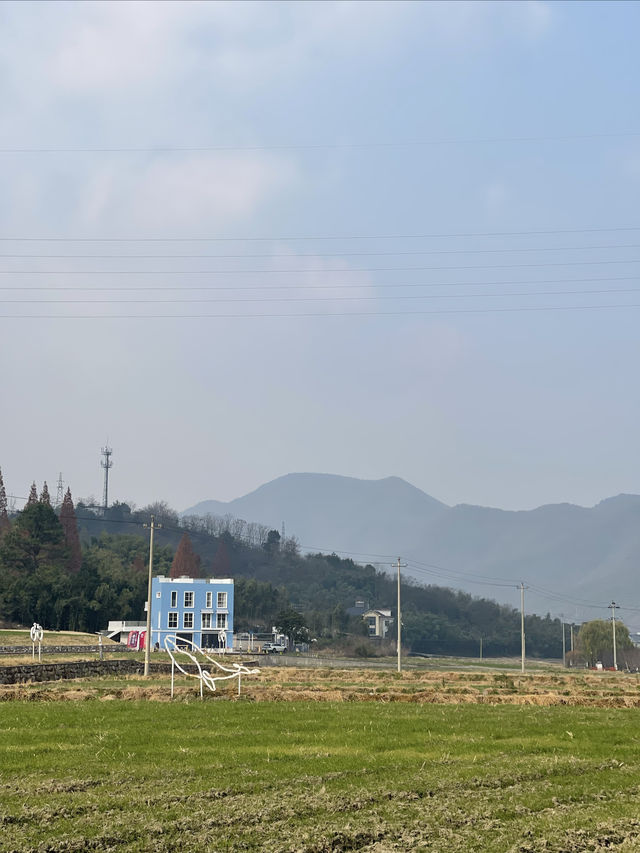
1,0,639,514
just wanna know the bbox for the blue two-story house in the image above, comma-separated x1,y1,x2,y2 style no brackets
150,575,234,650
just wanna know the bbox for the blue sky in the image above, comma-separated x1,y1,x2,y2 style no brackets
0,0,639,513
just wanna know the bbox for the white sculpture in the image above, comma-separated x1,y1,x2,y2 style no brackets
163,635,260,698
30,623,44,661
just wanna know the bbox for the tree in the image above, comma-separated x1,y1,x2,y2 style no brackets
170,533,201,579
275,607,309,646
26,482,38,506
40,482,51,506
0,468,9,536
59,488,82,573
212,540,230,577
263,529,281,555
578,619,633,666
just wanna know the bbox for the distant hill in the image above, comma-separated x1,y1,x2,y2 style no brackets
184,475,640,619
184,473,447,556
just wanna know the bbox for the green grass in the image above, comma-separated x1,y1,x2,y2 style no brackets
2,701,640,852
0,629,102,647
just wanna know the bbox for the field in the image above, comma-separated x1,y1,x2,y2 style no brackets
3,662,640,852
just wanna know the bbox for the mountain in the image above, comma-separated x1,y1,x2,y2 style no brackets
184,476,640,621
184,473,447,556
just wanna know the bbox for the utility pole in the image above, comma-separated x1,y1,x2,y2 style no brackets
570,623,574,655
143,515,162,676
520,582,526,673
609,601,618,671
100,446,113,513
479,635,483,661
561,617,566,667
393,557,407,673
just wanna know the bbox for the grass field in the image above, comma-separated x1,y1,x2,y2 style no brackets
2,696,640,852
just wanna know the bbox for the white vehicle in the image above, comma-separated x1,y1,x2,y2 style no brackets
262,642,287,654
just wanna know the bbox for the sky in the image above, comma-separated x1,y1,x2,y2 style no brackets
1,0,640,514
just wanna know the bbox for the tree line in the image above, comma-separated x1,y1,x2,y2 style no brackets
0,471,576,657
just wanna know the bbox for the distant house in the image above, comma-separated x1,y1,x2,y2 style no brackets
362,608,393,639
346,598,368,617
149,575,234,650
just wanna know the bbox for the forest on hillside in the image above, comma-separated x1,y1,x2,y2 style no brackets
0,474,565,657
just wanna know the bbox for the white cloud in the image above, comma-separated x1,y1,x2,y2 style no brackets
80,152,298,231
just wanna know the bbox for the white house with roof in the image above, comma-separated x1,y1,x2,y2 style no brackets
362,608,393,639
150,575,234,650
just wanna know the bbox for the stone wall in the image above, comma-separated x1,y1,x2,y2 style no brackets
0,659,208,685
0,645,128,656
0,659,145,685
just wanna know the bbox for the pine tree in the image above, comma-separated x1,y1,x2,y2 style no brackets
170,533,201,579
0,468,9,536
59,488,82,573
40,481,51,506
26,482,38,506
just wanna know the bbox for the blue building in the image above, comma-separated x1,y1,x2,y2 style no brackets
150,575,234,650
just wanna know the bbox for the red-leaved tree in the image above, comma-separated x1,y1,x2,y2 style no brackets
170,533,201,579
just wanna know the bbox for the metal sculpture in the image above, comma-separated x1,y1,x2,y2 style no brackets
30,623,44,661
163,635,260,699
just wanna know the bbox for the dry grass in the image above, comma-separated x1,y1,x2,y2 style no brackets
2,662,640,707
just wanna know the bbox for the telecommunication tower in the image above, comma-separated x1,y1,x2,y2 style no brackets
55,473,64,508
101,446,113,512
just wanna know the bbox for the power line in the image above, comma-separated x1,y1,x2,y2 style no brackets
4,302,640,319
0,130,638,153
1,226,640,243
2,242,640,259
7,286,640,305
2,275,637,292
1,259,638,275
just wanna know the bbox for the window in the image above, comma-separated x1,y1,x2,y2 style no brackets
170,591,177,607
168,612,178,629
205,591,212,609
201,613,212,629
217,592,227,609
217,613,227,630
183,612,194,629
184,591,194,608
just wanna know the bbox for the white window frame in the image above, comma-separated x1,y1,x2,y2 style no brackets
183,612,194,629
216,613,227,630
201,612,212,629
168,612,178,629
205,591,213,609
184,591,194,608
217,592,228,610
170,590,177,607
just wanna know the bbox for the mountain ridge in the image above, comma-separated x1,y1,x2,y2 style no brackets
183,473,640,619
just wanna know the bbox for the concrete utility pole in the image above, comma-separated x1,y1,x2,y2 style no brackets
143,515,162,676
609,601,618,671
520,582,526,673
570,623,574,654
561,618,566,667
394,557,407,673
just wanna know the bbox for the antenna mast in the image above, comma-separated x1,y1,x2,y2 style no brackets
55,473,64,508
101,446,113,512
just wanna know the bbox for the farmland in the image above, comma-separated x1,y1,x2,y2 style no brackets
2,662,640,851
